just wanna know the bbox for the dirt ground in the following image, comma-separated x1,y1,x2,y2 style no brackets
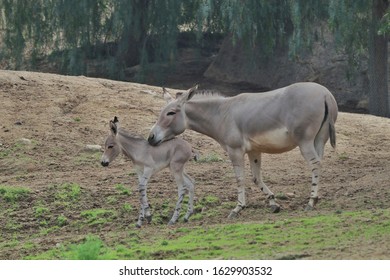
1,70,390,259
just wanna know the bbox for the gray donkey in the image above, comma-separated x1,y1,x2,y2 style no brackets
149,83,338,218
101,116,195,227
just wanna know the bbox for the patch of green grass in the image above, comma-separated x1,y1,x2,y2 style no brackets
38,226,59,236
197,152,224,163
34,205,50,218
0,148,11,158
121,203,133,214
338,152,349,161
75,152,101,166
54,183,81,202
0,185,31,203
23,241,37,251
26,235,111,260
24,209,390,260
0,239,20,250
115,184,132,196
202,195,219,205
106,196,118,204
194,195,220,215
81,208,116,226
68,235,103,260
5,220,23,231
57,215,68,227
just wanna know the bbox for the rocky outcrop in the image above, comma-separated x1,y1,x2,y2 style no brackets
204,33,369,113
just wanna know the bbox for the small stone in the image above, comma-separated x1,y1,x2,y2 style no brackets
286,192,296,198
17,138,32,145
84,144,102,152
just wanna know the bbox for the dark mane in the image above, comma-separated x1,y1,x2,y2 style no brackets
176,89,225,100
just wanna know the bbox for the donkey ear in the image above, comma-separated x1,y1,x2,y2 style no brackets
109,119,118,135
178,84,198,106
113,116,119,123
162,87,174,103
186,84,198,101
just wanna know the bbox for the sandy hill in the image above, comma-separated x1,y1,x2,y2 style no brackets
0,70,390,258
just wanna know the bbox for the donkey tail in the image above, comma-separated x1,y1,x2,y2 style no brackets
314,95,337,158
328,114,336,148
326,93,337,149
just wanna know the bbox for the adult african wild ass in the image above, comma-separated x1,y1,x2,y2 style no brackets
101,116,195,227
148,83,338,218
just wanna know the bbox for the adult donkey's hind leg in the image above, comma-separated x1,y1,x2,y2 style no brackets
299,141,321,210
248,152,280,213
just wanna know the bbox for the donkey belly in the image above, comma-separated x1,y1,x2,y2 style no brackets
247,127,297,154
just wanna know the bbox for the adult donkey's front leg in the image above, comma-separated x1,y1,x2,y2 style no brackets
136,168,153,228
248,152,280,213
227,149,246,219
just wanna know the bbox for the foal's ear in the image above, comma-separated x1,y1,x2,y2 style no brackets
109,117,119,135
162,87,174,103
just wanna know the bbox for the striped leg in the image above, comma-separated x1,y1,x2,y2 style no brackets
299,142,321,211
183,173,195,223
227,149,246,219
169,179,186,225
248,153,280,213
168,164,188,225
136,168,153,228
168,174,195,225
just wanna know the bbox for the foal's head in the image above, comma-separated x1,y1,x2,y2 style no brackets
101,117,121,167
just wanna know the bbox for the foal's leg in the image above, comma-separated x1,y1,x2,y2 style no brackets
136,167,153,228
227,149,246,219
248,152,280,213
299,141,321,210
183,172,195,222
168,173,187,225
168,164,187,225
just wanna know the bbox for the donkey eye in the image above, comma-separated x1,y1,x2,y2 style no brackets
167,111,176,116
108,145,114,149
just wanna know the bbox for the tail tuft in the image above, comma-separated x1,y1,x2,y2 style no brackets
329,122,336,148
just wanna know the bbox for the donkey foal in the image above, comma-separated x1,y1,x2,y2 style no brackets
101,117,195,228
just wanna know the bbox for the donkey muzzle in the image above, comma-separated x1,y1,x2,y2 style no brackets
101,161,109,167
148,133,161,146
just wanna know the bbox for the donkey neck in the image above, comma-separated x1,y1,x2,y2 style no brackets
185,98,227,143
117,129,148,163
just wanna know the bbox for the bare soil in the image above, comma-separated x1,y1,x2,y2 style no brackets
0,70,389,259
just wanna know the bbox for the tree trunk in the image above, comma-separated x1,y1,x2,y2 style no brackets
369,0,389,117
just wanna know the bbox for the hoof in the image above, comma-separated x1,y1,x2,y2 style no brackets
145,215,152,223
183,217,189,223
135,223,142,228
168,220,175,226
270,205,280,213
228,210,239,219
